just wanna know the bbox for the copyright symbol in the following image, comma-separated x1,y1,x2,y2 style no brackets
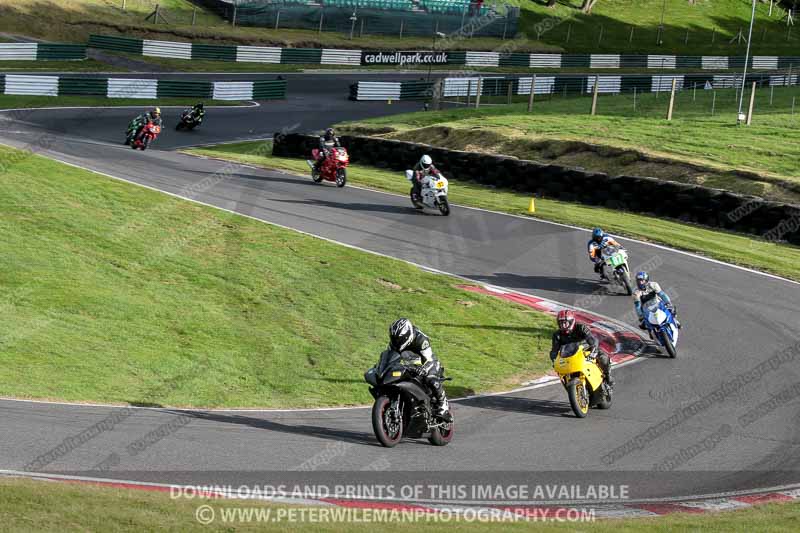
195,505,215,525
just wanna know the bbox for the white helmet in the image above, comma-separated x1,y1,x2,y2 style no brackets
420,154,432,169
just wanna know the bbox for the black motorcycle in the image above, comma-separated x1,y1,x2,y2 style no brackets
175,108,203,131
364,350,454,448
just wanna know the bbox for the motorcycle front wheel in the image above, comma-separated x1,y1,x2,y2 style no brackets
437,197,450,216
620,269,633,295
567,378,590,418
659,330,677,359
372,395,403,447
335,168,347,188
428,419,454,446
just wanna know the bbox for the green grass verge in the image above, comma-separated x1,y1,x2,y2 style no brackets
0,95,247,109
185,141,800,283
0,145,553,407
2,477,800,532
343,86,800,181
339,86,800,201
0,59,122,71
1,0,798,55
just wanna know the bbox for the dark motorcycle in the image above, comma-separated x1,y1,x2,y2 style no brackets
364,349,454,448
175,108,203,131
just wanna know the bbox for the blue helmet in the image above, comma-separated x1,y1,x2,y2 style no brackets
636,271,649,290
591,228,604,243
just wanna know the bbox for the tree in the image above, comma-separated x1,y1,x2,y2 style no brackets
580,0,599,13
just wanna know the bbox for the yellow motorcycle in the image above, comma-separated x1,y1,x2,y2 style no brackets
553,342,612,418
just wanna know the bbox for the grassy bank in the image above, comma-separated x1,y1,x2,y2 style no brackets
0,0,796,55
1,477,799,532
0,58,122,71
0,95,247,109
339,86,800,202
185,141,800,283
0,145,553,407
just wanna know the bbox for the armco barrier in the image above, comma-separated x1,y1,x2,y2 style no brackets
272,133,800,245
350,71,799,100
87,35,800,71
0,43,87,61
0,75,287,101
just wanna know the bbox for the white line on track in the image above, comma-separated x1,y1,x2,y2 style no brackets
1,469,799,507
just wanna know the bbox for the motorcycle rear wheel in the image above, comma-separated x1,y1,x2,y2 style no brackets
372,396,403,447
409,188,423,209
594,387,612,409
428,419,454,446
659,331,677,359
567,378,590,418
311,169,323,183
437,197,450,216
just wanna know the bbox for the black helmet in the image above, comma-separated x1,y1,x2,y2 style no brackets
325,127,335,137
389,318,415,352
195,102,204,109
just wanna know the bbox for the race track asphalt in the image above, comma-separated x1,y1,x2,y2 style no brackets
1,72,798,503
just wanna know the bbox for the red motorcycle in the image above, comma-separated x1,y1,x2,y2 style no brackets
307,143,348,187
129,122,161,151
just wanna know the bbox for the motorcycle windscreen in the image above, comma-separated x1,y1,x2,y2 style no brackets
376,350,400,377
559,342,584,359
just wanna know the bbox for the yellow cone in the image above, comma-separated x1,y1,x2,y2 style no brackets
528,197,536,213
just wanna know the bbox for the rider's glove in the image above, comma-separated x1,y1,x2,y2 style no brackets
408,364,425,377
638,319,647,330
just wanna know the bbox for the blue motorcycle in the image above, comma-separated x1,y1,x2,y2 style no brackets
641,296,679,358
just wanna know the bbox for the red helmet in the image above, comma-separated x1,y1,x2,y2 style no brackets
557,310,576,335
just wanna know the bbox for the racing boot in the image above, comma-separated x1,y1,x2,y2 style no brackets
435,395,452,422
431,381,452,422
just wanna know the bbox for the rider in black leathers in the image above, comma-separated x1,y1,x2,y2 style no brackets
550,310,614,387
186,102,205,126
388,318,452,421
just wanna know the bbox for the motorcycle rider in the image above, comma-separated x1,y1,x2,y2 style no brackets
127,107,162,142
411,154,442,205
186,102,205,125
388,318,452,421
587,227,622,280
313,128,341,174
550,310,614,387
633,271,681,330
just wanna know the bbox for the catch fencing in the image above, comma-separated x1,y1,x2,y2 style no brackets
349,72,800,101
193,0,518,38
0,75,287,101
88,35,800,71
0,43,87,61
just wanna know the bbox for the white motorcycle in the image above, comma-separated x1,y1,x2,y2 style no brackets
600,245,633,295
406,170,450,216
